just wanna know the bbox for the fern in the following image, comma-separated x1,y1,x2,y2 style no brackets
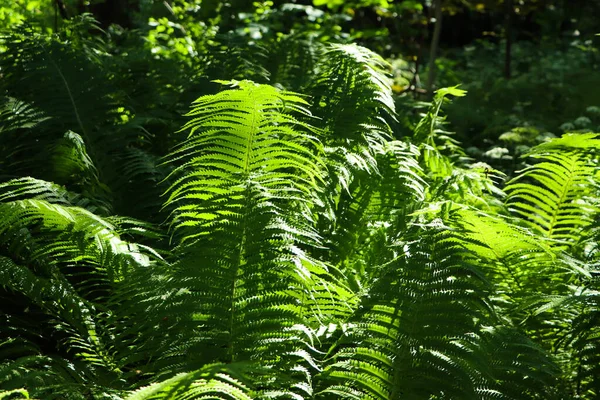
266,33,322,91
125,363,253,400
409,87,500,208
0,389,29,399
449,207,558,299
310,44,395,152
317,225,557,399
2,10,599,399
412,87,468,178
0,17,116,155
306,44,423,291
0,190,158,398
316,140,425,291
205,34,271,83
0,17,167,218
160,80,335,397
505,133,600,248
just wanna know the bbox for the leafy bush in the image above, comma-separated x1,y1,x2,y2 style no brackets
440,39,600,151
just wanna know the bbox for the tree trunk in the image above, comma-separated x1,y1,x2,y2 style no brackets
426,0,443,97
54,0,68,19
80,0,139,29
504,0,513,79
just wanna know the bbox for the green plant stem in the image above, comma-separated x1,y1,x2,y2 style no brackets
426,0,443,97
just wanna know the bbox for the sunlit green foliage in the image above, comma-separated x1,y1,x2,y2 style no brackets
0,3,599,400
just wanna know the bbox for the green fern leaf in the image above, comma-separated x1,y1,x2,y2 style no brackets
161,80,335,397
125,363,253,400
505,133,600,247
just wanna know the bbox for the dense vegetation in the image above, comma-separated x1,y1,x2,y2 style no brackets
0,1,599,399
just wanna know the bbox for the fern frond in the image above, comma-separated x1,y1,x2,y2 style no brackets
449,208,558,295
412,86,468,181
125,363,253,400
0,255,116,370
161,80,336,397
266,33,322,91
310,43,395,152
505,133,600,248
307,45,417,291
0,20,115,149
0,96,49,133
205,35,270,83
0,389,29,399
0,177,72,204
316,140,425,291
318,226,557,399
0,196,160,398
0,17,165,218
